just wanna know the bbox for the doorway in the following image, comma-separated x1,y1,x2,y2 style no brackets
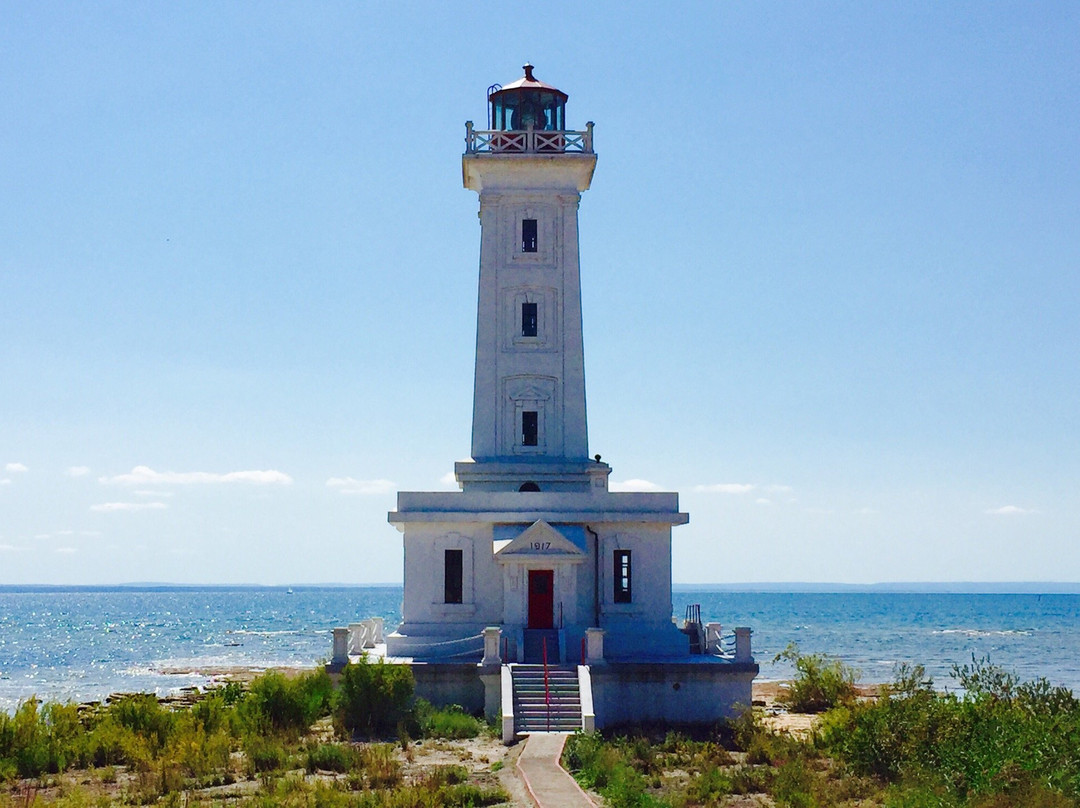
527,569,554,629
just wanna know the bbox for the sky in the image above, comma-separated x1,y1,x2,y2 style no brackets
2,3,1078,586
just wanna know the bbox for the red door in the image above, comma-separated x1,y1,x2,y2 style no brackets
527,570,554,629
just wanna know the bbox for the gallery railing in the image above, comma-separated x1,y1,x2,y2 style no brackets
465,121,594,154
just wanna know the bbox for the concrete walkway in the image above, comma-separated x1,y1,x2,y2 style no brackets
515,733,597,808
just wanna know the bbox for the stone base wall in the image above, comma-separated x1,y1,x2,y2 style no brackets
404,659,757,730
411,664,486,714
590,662,758,728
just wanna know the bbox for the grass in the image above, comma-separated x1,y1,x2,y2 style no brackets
562,655,1080,808
0,661,501,807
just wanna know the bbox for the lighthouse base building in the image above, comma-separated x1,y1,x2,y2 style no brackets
336,66,756,738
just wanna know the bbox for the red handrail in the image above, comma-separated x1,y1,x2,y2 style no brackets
542,636,551,732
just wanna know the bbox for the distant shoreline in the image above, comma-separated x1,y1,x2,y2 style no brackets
3,582,1080,594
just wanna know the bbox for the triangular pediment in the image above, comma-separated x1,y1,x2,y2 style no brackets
494,520,586,561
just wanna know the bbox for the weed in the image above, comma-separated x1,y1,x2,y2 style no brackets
774,643,858,713
335,657,414,738
418,703,484,740
305,742,354,774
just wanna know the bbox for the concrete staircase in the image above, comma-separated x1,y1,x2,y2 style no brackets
512,665,582,734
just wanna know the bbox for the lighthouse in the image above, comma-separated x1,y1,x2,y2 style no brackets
369,66,756,735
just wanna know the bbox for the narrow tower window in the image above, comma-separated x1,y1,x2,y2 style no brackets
444,549,463,604
614,550,632,603
522,410,539,446
521,218,538,253
521,302,538,337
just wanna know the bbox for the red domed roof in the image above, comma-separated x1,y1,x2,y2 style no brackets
491,64,568,101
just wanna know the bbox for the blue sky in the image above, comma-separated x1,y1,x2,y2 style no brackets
2,3,1077,585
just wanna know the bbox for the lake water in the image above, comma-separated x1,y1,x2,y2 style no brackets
2,586,1078,712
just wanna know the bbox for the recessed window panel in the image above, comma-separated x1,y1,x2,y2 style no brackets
522,219,538,253
522,302,538,337
522,410,538,446
444,549,463,604
614,550,632,603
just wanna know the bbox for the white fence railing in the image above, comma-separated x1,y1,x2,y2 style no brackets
465,121,594,154
347,618,384,655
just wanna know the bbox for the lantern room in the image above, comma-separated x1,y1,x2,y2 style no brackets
488,63,567,131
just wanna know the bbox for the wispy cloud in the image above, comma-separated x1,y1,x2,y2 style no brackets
134,490,174,498
693,483,756,494
326,477,396,495
0,543,20,552
5,462,28,473
66,466,91,477
610,479,663,492
100,466,292,486
439,471,458,487
54,547,77,554
0,479,10,486
755,498,772,505
90,501,170,512
986,505,1038,516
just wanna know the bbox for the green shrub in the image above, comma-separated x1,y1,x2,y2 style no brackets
239,669,333,737
103,694,175,756
0,697,89,777
563,732,665,808
774,643,858,713
416,763,469,788
686,766,733,805
166,710,231,777
356,743,401,788
419,704,484,739
335,658,414,738
85,715,149,769
820,659,1080,804
243,733,288,774
305,742,354,773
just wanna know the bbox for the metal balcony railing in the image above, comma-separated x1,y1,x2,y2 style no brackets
465,121,594,155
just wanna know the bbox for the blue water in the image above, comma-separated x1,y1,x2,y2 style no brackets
1,586,1078,712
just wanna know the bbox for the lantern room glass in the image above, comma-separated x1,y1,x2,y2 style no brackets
490,89,566,131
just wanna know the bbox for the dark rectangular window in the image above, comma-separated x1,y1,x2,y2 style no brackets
521,302,538,337
614,550,632,603
522,218,538,252
522,410,538,446
444,549,463,604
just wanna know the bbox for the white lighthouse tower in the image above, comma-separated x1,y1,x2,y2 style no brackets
458,64,599,493
372,66,756,733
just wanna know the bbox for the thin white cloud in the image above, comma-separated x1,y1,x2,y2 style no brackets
134,489,174,498
755,498,772,505
0,479,10,486
0,543,21,552
54,547,77,554
764,484,793,494
90,501,169,512
80,530,102,537
855,507,879,515
5,462,28,473
986,505,1038,516
611,479,663,492
99,465,292,486
438,471,458,487
693,483,756,495
326,477,396,495
66,466,91,477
